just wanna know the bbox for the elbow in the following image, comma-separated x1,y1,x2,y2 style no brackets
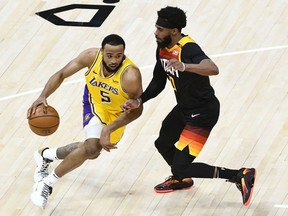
203,59,219,76
211,65,219,75
52,71,65,83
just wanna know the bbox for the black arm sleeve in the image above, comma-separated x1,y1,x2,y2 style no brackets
181,43,209,64
141,59,167,104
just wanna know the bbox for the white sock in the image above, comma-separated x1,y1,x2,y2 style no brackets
43,148,59,161
43,169,60,187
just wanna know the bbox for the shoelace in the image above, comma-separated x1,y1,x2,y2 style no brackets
41,183,51,199
161,176,179,186
39,161,50,176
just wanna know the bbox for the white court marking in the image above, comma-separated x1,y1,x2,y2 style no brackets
1,44,287,102
274,205,288,209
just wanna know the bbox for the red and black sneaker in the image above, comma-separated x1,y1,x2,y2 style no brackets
228,168,256,206
154,176,194,193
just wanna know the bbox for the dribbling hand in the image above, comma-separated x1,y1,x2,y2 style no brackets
27,97,48,118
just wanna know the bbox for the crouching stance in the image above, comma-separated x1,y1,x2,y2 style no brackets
27,34,143,209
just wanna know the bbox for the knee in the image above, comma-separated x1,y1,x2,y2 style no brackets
83,139,102,159
154,138,161,151
155,137,166,152
155,137,176,154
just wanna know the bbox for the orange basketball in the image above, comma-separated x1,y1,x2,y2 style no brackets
28,104,60,136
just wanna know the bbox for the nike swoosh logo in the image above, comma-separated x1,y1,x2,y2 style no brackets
191,113,200,118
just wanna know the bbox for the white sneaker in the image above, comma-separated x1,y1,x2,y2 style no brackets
34,148,52,182
30,180,52,209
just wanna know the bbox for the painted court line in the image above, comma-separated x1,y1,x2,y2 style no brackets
210,44,288,58
0,44,287,102
274,204,288,209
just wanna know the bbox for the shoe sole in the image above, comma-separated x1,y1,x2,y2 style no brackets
30,182,46,209
243,168,256,206
154,186,192,193
30,192,45,209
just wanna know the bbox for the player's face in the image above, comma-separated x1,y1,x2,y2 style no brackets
154,24,172,48
101,44,125,73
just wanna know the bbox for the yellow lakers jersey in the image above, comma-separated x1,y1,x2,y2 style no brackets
84,50,137,125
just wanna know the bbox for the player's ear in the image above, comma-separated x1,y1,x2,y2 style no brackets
171,28,179,35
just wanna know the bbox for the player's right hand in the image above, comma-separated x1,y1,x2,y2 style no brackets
27,97,48,118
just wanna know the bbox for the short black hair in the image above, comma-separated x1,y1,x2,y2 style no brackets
101,34,125,49
157,6,187,31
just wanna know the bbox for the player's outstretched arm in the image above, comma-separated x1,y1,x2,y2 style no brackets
27,48,97,118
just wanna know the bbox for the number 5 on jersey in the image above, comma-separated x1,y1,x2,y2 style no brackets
100,90,111,103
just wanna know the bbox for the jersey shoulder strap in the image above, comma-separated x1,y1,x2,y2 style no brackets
177,35,196,48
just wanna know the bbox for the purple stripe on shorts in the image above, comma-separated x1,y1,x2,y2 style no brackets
83,85,93,127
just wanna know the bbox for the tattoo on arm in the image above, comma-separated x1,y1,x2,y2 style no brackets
56,142,81,159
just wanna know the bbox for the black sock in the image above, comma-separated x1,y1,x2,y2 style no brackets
217,167,238,180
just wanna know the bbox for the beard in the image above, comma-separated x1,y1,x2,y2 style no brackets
102,60,122,73
156,35,172,49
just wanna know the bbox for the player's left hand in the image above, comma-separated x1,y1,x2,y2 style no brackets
166,58,185,72
121,99,138,112
100,126,118,152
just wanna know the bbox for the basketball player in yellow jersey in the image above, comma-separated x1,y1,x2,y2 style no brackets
27,34,143,209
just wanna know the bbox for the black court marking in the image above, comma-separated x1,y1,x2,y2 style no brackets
103,0,120,3
36,4,115,27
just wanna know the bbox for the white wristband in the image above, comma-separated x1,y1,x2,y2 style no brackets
136,98,141,108
181,62,186,72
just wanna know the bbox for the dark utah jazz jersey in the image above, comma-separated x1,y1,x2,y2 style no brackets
157,35,217,109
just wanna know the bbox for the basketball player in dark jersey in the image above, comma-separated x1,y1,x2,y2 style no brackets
122,6,256,206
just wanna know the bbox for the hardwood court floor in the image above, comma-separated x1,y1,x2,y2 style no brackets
0,0,287,215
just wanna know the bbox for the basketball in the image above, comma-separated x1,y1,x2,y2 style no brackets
28,104,60,136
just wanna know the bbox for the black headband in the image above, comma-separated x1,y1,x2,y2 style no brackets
156,17,179,29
